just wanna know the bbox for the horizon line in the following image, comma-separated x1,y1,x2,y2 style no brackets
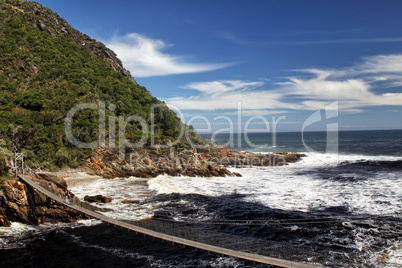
197,128,402,135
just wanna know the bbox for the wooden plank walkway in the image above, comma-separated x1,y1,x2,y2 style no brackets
18,174,325,268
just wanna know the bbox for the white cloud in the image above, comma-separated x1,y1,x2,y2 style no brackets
184,80,264,95
165,80,297,111
224,110,289,116
277,54,402,110
163,54,402,114
359,54,402,74
279,76,373,100
165,91,288,110
106,33,230,77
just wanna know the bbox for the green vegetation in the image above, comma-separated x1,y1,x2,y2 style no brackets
0,138,12,176
0,176,13,182
0,0,206,170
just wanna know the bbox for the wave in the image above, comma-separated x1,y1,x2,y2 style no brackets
0,220,102,249
148,153,402,217
292,152,402,167
66,176,156,221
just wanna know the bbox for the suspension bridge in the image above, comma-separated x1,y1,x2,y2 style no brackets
18,174,325,268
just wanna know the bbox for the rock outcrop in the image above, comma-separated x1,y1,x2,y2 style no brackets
0,171,116,227
85,147,235,179
35,173,68,190
201,144,306,167
84,145,305,179
84,195,112,203
0,177,89,227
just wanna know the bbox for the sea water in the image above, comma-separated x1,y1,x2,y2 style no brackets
1,130,401,267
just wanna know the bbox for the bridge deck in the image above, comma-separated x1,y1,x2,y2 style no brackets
18,174,324,268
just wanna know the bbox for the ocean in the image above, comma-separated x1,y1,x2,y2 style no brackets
0,130,401,267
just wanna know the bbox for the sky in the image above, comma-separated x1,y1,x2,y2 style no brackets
32,0,402,133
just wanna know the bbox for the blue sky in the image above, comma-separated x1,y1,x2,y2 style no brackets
33,0,402,132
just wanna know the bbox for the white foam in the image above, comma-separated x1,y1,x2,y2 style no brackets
370,241,402,267
386,245,402,267
63,172,102,188
0,220,102,249
285,152,401,168
67,176,156,221
0,222,39,248
148,153,402,216
63,153,402,219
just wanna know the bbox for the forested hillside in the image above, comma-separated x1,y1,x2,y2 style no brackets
0,0,204,172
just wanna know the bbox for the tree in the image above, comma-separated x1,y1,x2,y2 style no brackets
0,139,12,176
16,91,45,111
5,124,34,152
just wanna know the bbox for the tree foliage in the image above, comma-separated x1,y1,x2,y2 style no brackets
0,0,205,170
0,139,12,176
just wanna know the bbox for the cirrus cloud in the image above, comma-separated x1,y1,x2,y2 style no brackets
165,80,297,111
184,80,264,95
106,33,231,77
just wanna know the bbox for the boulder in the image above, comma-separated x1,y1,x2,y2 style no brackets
0,178,90,227
280,153,306,163
84,195,112,203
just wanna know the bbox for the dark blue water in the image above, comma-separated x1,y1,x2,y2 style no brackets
202,129,402,156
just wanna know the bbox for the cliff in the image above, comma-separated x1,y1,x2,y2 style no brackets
0,173,107,227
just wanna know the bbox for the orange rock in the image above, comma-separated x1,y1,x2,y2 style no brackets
144,158,152,165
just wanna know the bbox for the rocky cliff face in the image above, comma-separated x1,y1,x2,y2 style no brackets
0,174,90,227
85,147,237,179
84,145,305,179
4,0,136,84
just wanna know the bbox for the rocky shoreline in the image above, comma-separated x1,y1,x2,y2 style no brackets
0,147,305,227
84,145,305,179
